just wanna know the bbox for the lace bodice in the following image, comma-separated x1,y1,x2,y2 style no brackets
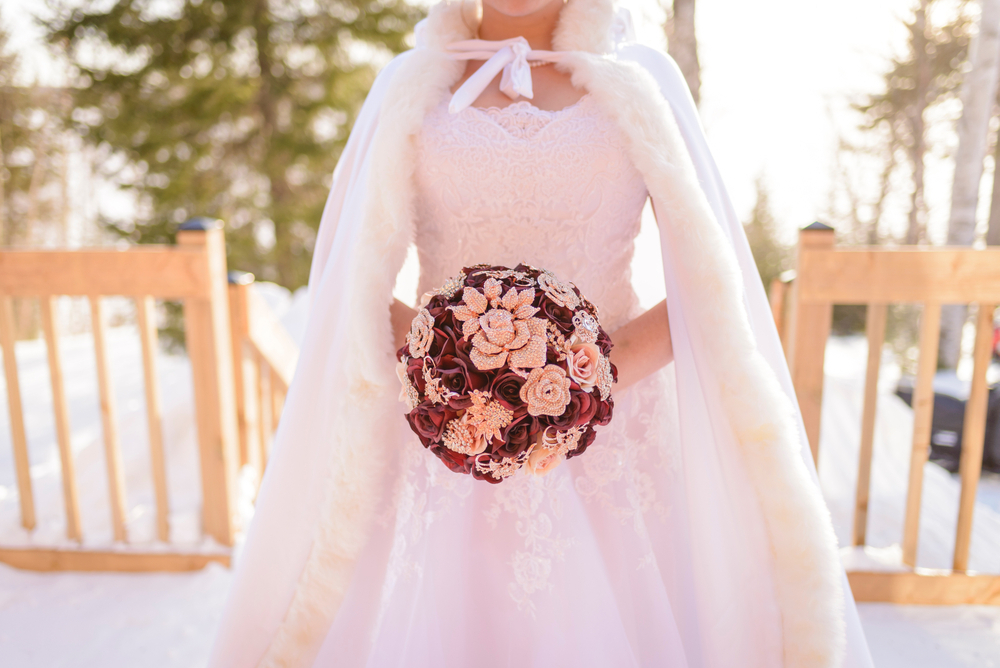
414,92,649,331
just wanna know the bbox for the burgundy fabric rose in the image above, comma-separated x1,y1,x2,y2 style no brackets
549,390,598,430
566,425,599,459
592,395,614,427
406,404,452,445
491,371,526,410
496,415,537,458
539,297,575,334
431,444,473,474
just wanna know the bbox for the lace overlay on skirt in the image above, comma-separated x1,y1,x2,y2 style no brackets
314,93,699,667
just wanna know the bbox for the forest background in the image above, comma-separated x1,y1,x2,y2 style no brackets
2,0,1000,370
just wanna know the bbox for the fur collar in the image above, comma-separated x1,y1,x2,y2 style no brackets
419,0,616,54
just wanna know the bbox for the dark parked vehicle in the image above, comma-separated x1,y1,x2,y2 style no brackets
896,369,1000,473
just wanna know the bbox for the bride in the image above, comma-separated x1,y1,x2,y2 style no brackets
209,0,874,666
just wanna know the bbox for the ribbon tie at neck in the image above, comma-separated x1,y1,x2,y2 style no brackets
445,37,566,114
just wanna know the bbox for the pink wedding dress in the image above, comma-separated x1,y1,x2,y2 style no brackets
310,90,785,667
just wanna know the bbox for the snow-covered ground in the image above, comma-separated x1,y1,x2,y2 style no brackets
1,293,998,665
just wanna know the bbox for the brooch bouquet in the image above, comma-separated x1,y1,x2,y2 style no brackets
396,264,616,483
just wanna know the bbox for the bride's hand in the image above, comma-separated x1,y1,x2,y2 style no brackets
391,299,418,351
608,299,673,393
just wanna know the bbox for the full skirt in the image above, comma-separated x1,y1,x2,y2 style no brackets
313,364,785,667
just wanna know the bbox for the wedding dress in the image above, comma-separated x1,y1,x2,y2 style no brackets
310,91,781,667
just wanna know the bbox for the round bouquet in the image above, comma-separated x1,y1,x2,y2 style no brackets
396,264,616,483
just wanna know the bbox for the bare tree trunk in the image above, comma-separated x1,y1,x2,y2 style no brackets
989,124,1000,245
0,125,6,246
871,125,900,244
666,0,701,106
907,0,931,246
26,130,46,244
984,44,1000,247
939,0,1000,369
59,145,70,245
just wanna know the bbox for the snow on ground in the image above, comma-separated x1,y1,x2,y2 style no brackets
859,603,1000,668
0,561,231,668
0,306,207,549
1,296,998,666
819,336,1000,574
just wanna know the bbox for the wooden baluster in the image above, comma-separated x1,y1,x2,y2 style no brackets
788,223,835,466
769,276,787,341
177,219,238,546
853,302,887,546
258,358,273,468
240,340,262,478
953,304,997,572
136,296,170,543
135,296,170,543
40,297,82,541
227,274,254,469
271,380,284,428
902,302,941,567
90,296,128,542
0,297,35,530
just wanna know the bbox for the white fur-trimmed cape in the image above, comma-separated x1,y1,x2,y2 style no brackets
208,1,858,666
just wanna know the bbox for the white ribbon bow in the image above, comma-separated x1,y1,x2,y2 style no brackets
444,37,565,114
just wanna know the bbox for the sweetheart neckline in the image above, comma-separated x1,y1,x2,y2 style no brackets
455,92,594,117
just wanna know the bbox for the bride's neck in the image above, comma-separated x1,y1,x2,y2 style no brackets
477,1,565,50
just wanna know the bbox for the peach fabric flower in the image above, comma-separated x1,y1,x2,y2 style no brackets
449,278,546,371
442,412,488,456
396,360,419,410
526,443,565,476
519,364,571,417
567,342,601,391
407,308,435,358
537,271,580,309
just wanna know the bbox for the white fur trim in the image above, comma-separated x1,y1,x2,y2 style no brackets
553,0,615,53
259,47,464,667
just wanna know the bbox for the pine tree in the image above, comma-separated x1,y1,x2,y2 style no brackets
43,0,423,289
665,0,700,106
852,0,973,245
0,17,46,247
743,174,788,296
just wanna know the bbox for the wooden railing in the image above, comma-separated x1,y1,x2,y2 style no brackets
227,271,298,480
777,222,1000,605
0,218,297,571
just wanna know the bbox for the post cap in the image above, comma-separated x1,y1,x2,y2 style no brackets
228,271,255,285
802,221,834,232
178,217,223,232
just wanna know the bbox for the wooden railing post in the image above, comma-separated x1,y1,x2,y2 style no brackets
787,222,835,466
177,218,239,546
